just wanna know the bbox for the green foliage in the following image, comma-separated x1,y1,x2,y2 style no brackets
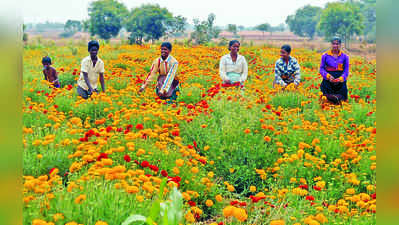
227,24,238,36
125,4,174,45
286,5,322,39
122,184,184,225
318,2,364,47
255,23,271,38
88,0,128,40
190,13,221,45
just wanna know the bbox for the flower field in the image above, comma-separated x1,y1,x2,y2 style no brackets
23,42,376,225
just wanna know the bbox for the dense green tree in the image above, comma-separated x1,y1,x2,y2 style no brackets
88,0,128,40
318,2,364,48
124,4,174,44
285,5,322,39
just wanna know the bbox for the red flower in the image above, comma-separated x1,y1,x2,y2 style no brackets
54,105,58,109
141,161,149,168
134,160,139,165
97,153,108,161
66,84,73,90
106,126,113,133
250,195,265,203
230,200,239,205
218,222,224,225
306,195,315,201
188,201,196,206
149,165,159,172
187,145,194,149
239,202,247,207
198,158,207,165
371,193,376,199
171,130,180,136
49,168,56,175
313,186,321,191
161,170,168,177
124,154,131,162
266,105,271,110
136,124,144,130
299,185,309,190
193,141,198,148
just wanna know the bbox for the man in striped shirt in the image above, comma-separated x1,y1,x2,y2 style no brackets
139,42,179,102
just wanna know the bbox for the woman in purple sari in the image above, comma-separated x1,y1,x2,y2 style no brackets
319,37,350,104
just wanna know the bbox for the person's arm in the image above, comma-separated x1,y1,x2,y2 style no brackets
240,57,248,83
99,62,105,92
83,72,94,93
319,54,331,80
274,62,286,87
43,70,48,81
293,59,301,85
219,57,229,83
140,59,159,92
160,62,178,94
340,55,350,82
99,73,105,92
53,69,59,83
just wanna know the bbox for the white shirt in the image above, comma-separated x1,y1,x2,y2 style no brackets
77,56,105,90
219,53,248,83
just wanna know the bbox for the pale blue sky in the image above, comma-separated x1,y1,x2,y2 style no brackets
22,0,336,27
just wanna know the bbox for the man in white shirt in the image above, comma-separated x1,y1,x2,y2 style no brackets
77,40,106,99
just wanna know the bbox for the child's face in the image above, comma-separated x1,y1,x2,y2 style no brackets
89,46,98,58
161,46,170,58
42,62,50,69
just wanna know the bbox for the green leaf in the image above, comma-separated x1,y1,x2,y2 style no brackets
148,199,161,221
121,214,147,225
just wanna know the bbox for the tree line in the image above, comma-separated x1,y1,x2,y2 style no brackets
23,0,375,47
285,0,376,46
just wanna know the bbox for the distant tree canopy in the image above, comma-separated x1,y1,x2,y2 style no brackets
286,5,322,39
227,24,238,35
318,2,364,47
255,23,271,37
190,13,221,45
88,0,128,40
124,4,175,44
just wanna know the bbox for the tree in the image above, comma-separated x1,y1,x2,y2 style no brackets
190,13,221,45
166,15,187,38
88,0,128,40
318,2,364,48
227,24,238,36
22,24,28,42
285,5,322,39
360,0,376,42
124,4,174,44
65,20,82,33
255,23,271,39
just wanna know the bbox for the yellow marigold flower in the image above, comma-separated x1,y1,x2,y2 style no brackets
126,186,139,194
74,194,86,204
191,167,199,174
264,136,271,142
227,185,235,192
229,168,235,173
223,205,235,217
233,207,248,222
95,221,108,225
205,199,214,207
37,154,43,159
176,159,184,167
346,188,356,195
136,195,144,202
250,185,256,192
270,220,285,225
204,145,210,151
53,213,64,222
315,213,328,223
102,158,113,166
32,219,48,225
185,212,195,222
215,194,223,202
173,167,180,174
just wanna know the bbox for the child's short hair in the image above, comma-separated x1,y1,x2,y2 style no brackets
161,42,172,51
42,56,52,64
88,40,100,51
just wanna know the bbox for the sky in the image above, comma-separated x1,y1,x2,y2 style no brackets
21,0,337,27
